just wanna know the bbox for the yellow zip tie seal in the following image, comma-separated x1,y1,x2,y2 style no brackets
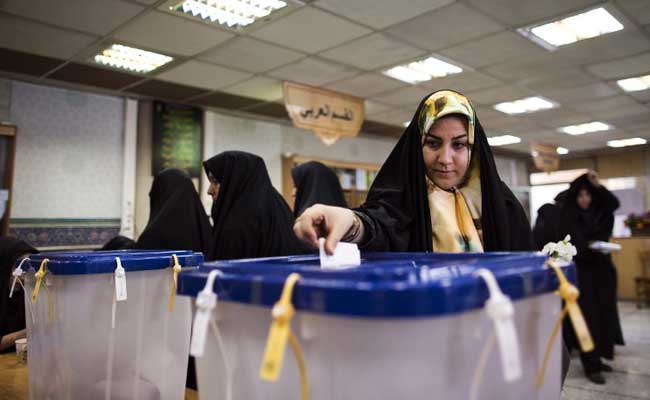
260,273,309,400
31,258,49,304
168,254,182,312
536,260,594,388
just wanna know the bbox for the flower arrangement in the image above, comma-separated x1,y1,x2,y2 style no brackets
542,235,577,264
624,212,650,235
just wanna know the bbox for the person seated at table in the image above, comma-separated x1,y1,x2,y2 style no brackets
0,237,37,353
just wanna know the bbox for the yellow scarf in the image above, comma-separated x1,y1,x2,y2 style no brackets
427,177,483,253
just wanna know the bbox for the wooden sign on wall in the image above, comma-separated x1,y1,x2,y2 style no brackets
283,81,364,145
531,143,560,172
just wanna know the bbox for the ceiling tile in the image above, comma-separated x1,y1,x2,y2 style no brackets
598,102,649,120
249,7,371,54
371,86,431,108
604,112,650,129
440,31,546,69
364,100,393,116
519,129,563,142
127,79,210,100
620,123,650,138
313,0,454,29
422,71,503,93
386,3,504,51
627,90,650,103
48,62,144,90
481,115,542,134
198,37,304,73
473,106,503,121
221,76,284,102
114,11,233,56
519,67,601,91
571,95,640,118
319,33,426,70
538,83,618,104
367,108,413,126
465,0,602,26
155,60,251,91
324,73,405,98
484,53,574,84
527,108,594,129
0,48,64,77
550,30,650,67
0,0,143,36
587,52,650,80
465,84,535,106
267,57,359,86
0,14,97,59
617,0,650,26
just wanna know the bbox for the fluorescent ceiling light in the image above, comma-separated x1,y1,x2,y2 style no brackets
487,135,521,146
617,75,650,92
607,137,647,148
493,96,556,115
559,121,610,135
94,44,172,73
556,147,569,155
383,56,462,84
172,0,288,28
520,7,623,49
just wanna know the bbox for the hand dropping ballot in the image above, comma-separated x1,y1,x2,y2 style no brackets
319,238,361,269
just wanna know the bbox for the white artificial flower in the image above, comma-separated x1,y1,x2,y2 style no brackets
542,236,577,264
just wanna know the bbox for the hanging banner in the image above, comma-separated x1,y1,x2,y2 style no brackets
283,81,364,146
152,101,203,177
531,143,560,172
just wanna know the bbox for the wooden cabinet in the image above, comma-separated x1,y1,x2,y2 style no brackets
611,236,650,301
282,155,381,210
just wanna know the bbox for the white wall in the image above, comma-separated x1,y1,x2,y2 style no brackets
10,81,124,219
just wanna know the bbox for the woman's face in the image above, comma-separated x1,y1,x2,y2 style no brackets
207,172,221,201
577,189,592,210
422,115,470,190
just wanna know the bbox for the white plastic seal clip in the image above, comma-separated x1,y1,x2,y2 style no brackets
9,257,30,298
475,268,522,382
190,269,223,357
111,257,128,329
114,257,127,302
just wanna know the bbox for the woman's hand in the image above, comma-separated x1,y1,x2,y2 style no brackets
293,204,356,254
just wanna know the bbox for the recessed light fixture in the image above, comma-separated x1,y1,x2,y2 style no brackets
556,147,569,155
607,137,647,148
518,7,624,49
487,135,521,146
94,44,173,73
171,0,288,28
617,75,650,92
559,121,610,135
383,56,463,84
493,96,556,115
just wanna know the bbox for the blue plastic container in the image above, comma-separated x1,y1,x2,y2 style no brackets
179,252,570,400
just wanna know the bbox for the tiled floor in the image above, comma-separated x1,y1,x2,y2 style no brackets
563,302,650,400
